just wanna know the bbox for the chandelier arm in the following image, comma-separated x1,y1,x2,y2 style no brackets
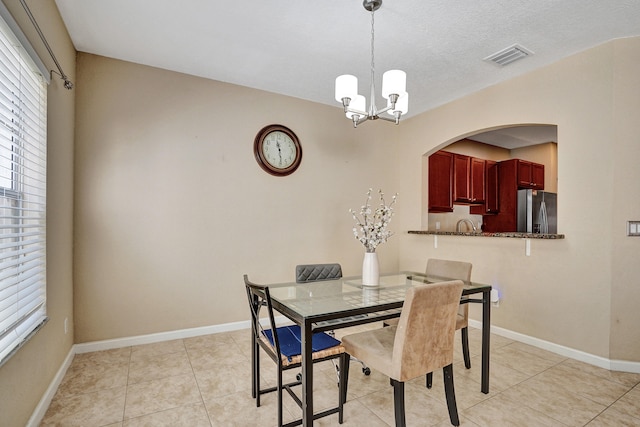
376,115,400,125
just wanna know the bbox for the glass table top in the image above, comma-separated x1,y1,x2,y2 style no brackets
267,271,489,320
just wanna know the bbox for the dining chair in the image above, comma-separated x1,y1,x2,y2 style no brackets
342,280,464,426
244,275,349,427
295,263,371,377
384,258,472,388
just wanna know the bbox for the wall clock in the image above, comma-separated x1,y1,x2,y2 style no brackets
253,124,302,176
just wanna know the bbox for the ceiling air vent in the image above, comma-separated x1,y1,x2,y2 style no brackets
484,44,534,66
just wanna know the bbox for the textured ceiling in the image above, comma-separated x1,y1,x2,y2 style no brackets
54,0,640,144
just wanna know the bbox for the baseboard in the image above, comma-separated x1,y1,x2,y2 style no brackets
74,319,252,354
26,347,75,427
469,319,640,374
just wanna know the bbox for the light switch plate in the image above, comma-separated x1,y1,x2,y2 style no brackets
627,221,640,236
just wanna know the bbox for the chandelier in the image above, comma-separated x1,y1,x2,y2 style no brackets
335,0,408,128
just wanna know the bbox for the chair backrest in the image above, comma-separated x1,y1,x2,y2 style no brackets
426,259,472,323
391,280,464,382
244,275,281,360
425,259,472,282
295,263,342,283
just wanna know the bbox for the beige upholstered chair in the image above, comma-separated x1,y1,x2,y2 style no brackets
385,259,472,388
244,275,348,426
342,280,464,426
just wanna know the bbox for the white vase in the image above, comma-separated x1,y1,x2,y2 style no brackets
362,252,380,286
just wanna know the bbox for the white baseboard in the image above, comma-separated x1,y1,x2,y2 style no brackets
469,319,640,374
26,347,75,427
74,319,252,354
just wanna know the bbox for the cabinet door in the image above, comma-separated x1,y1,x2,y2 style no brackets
470,157,486,203
485,160,499,213
453,154,471,202
531,163,545,189
428,151,454,212
470,160,498,215
517,160,545,189
517,160,533,188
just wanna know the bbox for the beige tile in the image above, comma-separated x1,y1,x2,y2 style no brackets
194,359,254,401
130,339,186,358
586,405,640,426
55,358,129,399
607,385,640,420
282,366,345,415
313,398,390,426
490,342,561,376
506,375,607,426
187,342,249,371
203,390,296,427
408,365,492,411
341,364,389,401
128,350,193,384
184,331,236,351
357,381,454,426
536,362,630,406
506,341,568,364
462,392,567,427
124,373,202,419
123,403,211,427
561,358,640,388
40,386,126,426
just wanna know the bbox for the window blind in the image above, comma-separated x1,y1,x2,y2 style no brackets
0,11,47,366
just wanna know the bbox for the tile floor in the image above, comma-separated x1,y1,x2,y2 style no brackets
40,325,640,426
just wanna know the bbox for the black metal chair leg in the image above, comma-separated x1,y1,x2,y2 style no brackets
277,365,283,427
426,371,433,388
443,364,460,426
338,353,349,423
461,327,471,369
391,379,406,427
255,348,261,407
341,353,351,406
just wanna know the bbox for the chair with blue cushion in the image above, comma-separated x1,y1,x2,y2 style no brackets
244,274,349,427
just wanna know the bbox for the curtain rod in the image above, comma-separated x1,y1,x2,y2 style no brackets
19,0,73,89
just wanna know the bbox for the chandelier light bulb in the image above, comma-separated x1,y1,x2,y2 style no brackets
335,74,359,104
346,95,367,119
387,92,409,116
382,70,406,99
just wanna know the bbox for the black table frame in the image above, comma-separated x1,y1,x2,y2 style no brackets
265,271,491,427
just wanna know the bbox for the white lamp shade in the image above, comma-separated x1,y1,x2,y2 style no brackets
346,95,366,119
387,93,408,116
382,70,406,99
335,74,359,103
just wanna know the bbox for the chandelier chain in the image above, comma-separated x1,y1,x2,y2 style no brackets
369,8,376,115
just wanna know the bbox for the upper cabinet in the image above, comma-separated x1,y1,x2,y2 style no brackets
516,159,545,189
453,154,485,204
470,160,499,215
429,150,487,212
428,151,454,212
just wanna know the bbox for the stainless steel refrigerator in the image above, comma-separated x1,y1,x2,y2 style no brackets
517,190,557,234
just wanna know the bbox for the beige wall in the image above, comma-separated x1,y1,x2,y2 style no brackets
397,38,640,362
73,53,402,342
0,1,75,426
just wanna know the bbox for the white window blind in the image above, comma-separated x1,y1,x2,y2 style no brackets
0,11,47,366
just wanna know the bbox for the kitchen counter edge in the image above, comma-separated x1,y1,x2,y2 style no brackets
407,230,565,239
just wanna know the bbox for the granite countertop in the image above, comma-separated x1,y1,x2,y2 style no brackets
408,230,565,239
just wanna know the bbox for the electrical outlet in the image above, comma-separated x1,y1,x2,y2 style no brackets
64,317,68,334
627,221,640,236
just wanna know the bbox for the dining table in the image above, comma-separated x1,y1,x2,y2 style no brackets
264,271,492,427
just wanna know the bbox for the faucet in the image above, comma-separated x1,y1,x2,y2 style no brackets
456,218,477,233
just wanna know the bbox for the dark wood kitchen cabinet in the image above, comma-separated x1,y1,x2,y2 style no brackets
517,159,545,189
428,150,454,212
470,160,498,215
453,154,485,204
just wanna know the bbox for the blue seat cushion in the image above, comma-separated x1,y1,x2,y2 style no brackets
262,325,341,361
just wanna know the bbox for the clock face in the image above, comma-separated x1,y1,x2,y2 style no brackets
262,131,297,169
254,125,302,176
